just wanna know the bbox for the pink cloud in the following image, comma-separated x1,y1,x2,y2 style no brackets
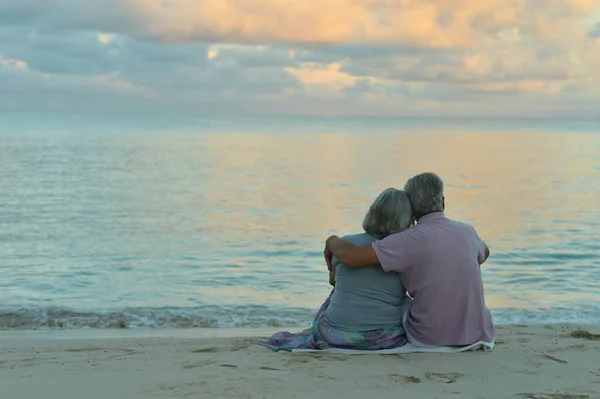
128,0,599,48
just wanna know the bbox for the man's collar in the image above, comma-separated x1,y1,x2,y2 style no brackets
417,212,445,223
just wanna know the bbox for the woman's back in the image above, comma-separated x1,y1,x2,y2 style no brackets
325,233,407,331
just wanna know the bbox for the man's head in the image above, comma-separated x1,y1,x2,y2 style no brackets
403,172,445,220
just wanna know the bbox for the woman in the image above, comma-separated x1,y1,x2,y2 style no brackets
261,188,414,351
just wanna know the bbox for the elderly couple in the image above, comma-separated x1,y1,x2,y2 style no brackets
261,172,494,352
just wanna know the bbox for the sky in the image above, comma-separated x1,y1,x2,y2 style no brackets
1,0,599,118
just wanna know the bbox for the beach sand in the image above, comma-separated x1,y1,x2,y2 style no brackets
1,325,599,399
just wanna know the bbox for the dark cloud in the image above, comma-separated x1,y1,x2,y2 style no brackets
0,28,211,76
288,44,426,64
0,0,135,34
2,31,116,74
343,77,376,94
0,1,50,25
0,29,301,115
211,46,295,69
337,46,589,86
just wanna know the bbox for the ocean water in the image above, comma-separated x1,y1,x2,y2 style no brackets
1,116,599,330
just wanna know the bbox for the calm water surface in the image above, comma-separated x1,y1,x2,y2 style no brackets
1,117,599,329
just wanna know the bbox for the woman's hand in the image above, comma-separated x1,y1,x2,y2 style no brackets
324,246,334,271
324,235,339,271
329,269,336,287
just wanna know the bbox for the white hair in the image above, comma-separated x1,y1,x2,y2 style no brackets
403,172,444,219
362,188,414,240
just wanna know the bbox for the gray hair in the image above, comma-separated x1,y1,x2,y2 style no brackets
362,188,414,240
403,172,444,219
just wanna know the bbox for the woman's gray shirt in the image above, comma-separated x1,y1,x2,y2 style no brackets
325,233,408,331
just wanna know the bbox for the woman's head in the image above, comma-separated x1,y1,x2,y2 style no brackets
362,188,414,239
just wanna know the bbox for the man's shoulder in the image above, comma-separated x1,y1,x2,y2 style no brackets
447,218,477,231
439,218,481,239
416,217,477,236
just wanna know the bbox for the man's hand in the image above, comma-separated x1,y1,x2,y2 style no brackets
325,235,378,268
481,242,490,265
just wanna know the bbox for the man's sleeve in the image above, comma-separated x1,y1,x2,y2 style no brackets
371,231,416,273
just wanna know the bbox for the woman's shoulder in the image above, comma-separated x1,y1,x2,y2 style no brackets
342,232,377,246
332,233,377,268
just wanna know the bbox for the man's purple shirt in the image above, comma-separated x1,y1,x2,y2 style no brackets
372,212,495,346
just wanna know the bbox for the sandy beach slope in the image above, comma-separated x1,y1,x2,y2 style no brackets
1,324,599,399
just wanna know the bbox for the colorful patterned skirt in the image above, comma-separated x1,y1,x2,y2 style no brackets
260,290,408,352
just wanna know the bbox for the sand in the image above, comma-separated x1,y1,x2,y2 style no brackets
1,325,599,399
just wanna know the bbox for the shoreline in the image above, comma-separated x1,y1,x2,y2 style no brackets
0,323,599,340
2,324,599,399
0,327,285,341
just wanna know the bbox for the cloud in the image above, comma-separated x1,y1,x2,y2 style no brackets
2,0,597,48
285,62,373,93
0,53,29,71
0,0,599,117
340,44,591,86
206,44,293,68
98,33,117,45
118,0,599,52
465,81,553,93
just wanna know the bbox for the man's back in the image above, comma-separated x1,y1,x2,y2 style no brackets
372,212,494,346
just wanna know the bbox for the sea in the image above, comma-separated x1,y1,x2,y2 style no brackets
1,115,599,330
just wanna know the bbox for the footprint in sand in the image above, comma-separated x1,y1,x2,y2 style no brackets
260,366,283,371
519,369,538,376
542,354,567,364
191,347,219,353
288,357,310,364
144,381,207,397
182,359,217,369
380,354,411,361
425,372,465,383
313,355,349,361
64,347,136,356
570,330,600,341
0,357,46,368
387,374,421,383
230,338,263,351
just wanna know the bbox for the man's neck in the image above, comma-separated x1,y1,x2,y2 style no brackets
416,211,445,222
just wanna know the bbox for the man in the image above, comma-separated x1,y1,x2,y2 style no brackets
324,172,494,346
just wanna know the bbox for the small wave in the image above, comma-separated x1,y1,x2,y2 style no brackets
491,307,600,325
0,305,315,330
0,305,598,330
